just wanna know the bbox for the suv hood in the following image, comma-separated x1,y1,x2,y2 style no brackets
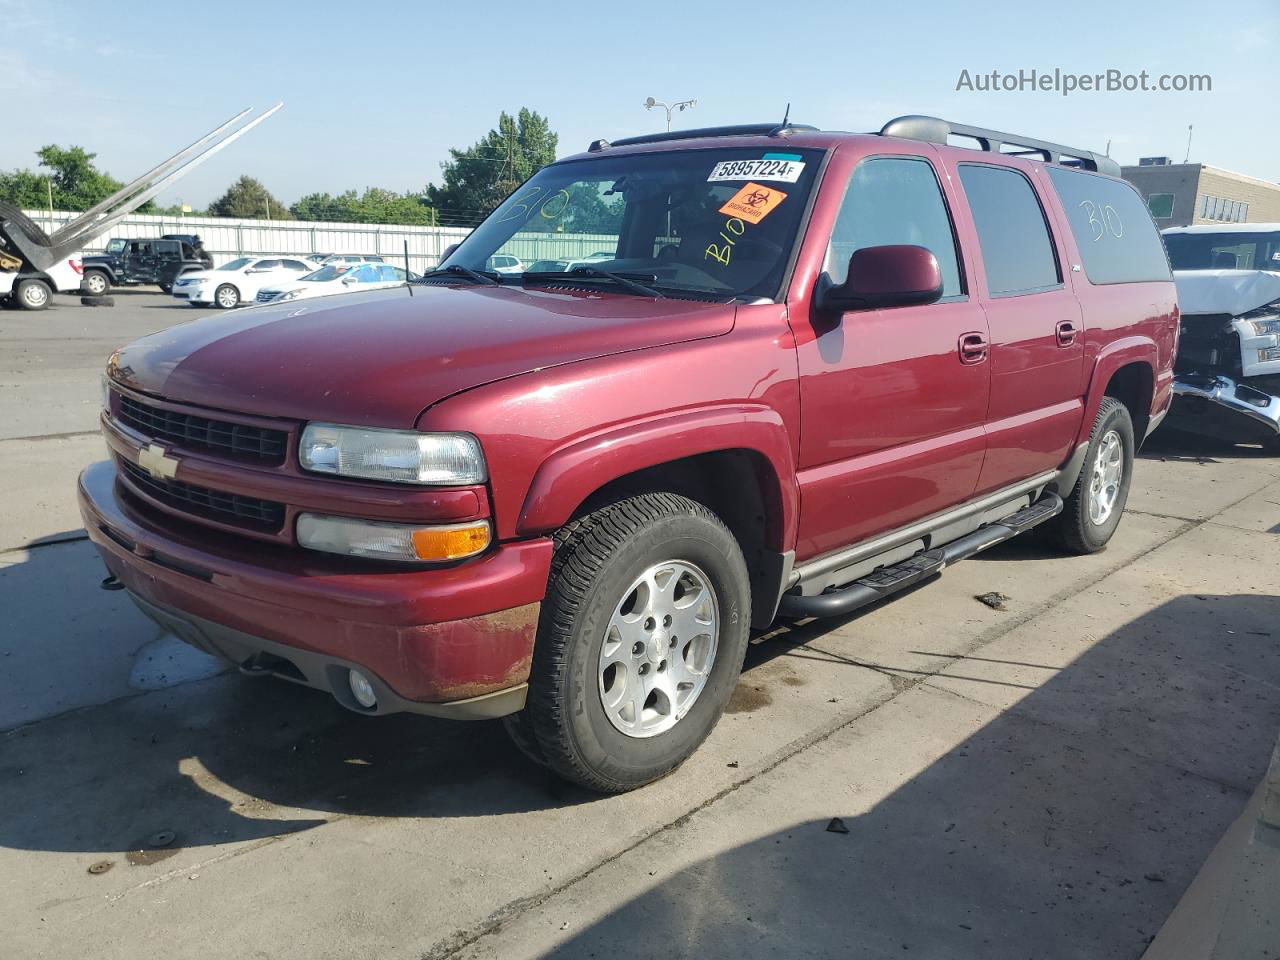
1174,269,1280,317
110,284,736,427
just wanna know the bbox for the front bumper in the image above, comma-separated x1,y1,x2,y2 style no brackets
1170,374,1280,444
78,460,553,718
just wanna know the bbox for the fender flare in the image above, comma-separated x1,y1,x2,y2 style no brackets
516,403,799,551
1077,336,1158,445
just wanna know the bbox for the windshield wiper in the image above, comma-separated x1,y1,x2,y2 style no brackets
523,267,666,299
418,265,499,286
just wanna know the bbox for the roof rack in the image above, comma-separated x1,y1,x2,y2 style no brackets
879,115,1120,177
589,122,817,153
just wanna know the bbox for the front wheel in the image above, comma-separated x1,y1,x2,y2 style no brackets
83,270,110,296
15,278,51,310
515,493,751,792
1053,397,1135,554
214,284,240,309
158,282,173,294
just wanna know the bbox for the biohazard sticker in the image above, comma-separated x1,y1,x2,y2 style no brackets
718,182,787,224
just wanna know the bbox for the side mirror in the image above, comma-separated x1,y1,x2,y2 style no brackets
342,275,357,285
817,244,943,312
439,243,460,264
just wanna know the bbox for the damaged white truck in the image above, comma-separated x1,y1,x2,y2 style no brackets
0,105,280,311
1164,224,1280,451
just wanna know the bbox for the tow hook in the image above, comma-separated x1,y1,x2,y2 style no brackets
100,575,124,592
239,654,274,677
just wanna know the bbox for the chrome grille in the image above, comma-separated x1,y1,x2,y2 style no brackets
118,394,287,464
120,459,285,531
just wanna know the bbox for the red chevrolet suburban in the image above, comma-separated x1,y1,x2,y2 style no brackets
81,115,1177,792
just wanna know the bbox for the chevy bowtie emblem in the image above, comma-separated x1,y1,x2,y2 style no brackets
138,443,179,481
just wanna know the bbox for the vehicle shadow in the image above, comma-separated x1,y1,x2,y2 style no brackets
0,534,600,855
536,592,1280,959
1142,428,1273,462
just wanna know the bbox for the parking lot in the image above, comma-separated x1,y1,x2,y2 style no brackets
3,291,1280,959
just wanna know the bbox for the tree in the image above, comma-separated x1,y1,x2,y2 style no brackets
0,144,152,212
291,187,438,225
427,109,558,224
208,175,293,220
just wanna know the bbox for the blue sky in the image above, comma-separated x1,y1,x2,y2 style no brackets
3,0,1276,208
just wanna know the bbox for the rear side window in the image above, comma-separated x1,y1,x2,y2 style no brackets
826,156,963,299
958,165,1060,297
1047,167,1173,285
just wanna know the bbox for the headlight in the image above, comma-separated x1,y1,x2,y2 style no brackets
1249,317,1280,336
101,373,112,410
299,423,486,485
296,514,491,562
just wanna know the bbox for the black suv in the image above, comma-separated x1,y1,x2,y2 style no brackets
83,236,211,295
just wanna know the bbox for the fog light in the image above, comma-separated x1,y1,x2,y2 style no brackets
348,669,377,709
1259,346,1280,362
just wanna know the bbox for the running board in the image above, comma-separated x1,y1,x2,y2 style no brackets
778,493,1063,619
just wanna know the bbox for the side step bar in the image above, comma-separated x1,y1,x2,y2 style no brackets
778,493,1063,619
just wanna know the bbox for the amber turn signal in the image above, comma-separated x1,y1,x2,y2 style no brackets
411,521,492,561
296,514,491,563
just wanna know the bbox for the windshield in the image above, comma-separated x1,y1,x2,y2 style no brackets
1164,231,1280,272
300,264,352,282
444,147,825,300
105,239,126,253
218,257,254,271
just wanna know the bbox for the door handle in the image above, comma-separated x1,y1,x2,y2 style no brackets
958,332,988,364
1056,320,1079,346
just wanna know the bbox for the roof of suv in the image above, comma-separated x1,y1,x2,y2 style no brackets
567,115,1121,178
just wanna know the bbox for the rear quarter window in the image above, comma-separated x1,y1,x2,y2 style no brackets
1047,167,1172,285
957,164,1061,297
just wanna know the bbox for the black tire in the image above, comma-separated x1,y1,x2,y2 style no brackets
158,283,173,294
214,284,239,309
516,493,751,793
15,278,51,311
1053,397,1135,554
501,710,549,769
82,270,110,296
0,201,51,246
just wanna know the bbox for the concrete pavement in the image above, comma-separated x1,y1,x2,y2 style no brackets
2,292,1279,959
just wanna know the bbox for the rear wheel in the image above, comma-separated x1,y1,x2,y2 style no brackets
83,270,110,296
1053,397,1135,554
15,278,51,311
514,493,750,792
214,284,240,309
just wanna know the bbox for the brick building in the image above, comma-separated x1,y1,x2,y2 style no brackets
1121,161,1280,229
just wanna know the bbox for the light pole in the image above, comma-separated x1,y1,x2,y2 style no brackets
644,96,697,132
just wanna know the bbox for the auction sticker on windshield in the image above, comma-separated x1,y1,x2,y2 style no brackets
707,157,806,183
719,183,787,224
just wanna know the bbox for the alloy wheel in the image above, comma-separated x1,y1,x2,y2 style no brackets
598,560,720,739
1088,429,1124,525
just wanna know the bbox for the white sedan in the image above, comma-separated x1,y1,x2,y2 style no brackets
255,262,415,304
172,256,315,309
